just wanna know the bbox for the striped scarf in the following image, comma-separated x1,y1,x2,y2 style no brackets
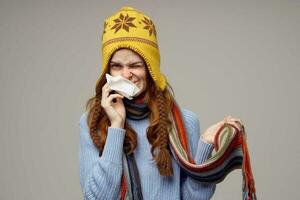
120,97,257,200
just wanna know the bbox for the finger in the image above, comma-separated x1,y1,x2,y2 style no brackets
102,83,107,97
225,116,239,123
227,118,242,125
107,94,124,103
102,84,111,99
102,82,109,91
225,121,242,130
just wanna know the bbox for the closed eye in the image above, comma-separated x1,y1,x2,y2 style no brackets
130,64,144,68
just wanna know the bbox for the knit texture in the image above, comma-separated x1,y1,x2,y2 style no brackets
168,102,257,200
101,6,167,90
79,108,216,200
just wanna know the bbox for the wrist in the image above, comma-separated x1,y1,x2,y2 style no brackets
110,121,124,129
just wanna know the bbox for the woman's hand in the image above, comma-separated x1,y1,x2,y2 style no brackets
201,116,242,144
101,83,125,128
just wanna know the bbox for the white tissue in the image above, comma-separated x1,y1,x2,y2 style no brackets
106,73,141,100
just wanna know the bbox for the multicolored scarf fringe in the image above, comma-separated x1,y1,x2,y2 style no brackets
120,99,257,200
169,100,257,200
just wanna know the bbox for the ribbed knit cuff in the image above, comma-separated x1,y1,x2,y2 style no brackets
101,127,126,164
194,138,215,164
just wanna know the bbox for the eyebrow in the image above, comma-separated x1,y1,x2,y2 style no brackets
109,61,144,65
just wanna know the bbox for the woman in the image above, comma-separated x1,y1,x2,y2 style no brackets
79,6,241,200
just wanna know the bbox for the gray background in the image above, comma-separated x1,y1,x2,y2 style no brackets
0,0,299,199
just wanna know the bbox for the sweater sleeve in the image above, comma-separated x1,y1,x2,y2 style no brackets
78,112,125,200
180,109,216,200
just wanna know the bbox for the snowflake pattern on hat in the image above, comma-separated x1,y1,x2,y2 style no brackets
111,13,136,33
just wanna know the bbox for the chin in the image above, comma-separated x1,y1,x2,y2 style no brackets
134,87,146,97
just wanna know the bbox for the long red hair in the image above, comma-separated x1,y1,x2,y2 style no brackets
85,49,175,176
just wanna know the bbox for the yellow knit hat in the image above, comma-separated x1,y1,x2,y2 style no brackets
101,6,167,90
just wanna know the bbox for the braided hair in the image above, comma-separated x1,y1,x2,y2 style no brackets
85,65,175,176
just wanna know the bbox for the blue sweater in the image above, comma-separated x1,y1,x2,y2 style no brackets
79,108,216,200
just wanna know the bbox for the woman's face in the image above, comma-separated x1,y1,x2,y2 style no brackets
109,48,148,96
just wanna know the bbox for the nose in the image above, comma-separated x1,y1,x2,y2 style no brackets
121,67,133,80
